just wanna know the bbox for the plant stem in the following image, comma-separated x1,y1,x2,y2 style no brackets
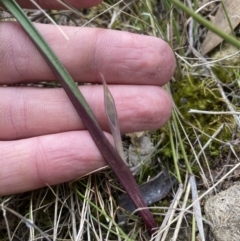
169,0,240,49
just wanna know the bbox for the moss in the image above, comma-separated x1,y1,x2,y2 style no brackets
172,74,233,136
157,70,238,179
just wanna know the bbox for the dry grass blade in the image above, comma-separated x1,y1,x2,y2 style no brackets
190,176,205,241
1,204,52,241
154,184,184,241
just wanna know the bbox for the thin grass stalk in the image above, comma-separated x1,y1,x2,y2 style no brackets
172,111,192,174
170,9,182,48
173,110,205,240
145,0,157,36
53,186,59,241
190,176,205,241
220,0,235,38
2,207,12,240
29,194,34,240
76,177,92,240
168,120,182,183
29,0,69,40
0,0,156,232
171,182,191,241
172,90,206,240
162,0,184,51
86,212,91,240
75,188,130,240
154,183,184,241
142,0,168,40
1,205,52,241
169,0,240,49
70,191,77,241
191,215,196,241
186,0,194,48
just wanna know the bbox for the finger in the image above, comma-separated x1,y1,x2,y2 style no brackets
15,0,102,9
0,22,175,86
0,131,109,196
0,85,172,140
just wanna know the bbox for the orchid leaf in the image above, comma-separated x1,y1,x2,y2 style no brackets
100,73,126,162
0,0,157,233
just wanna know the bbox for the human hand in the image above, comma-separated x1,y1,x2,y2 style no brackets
0,0,175,196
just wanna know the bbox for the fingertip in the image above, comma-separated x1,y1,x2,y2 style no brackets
157,40,176,85
137,86,172,130
93,31,176,86
142,36,176,86
156,86,172,126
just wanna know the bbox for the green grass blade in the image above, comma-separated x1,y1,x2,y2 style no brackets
169,0,240,50
1,0,156,232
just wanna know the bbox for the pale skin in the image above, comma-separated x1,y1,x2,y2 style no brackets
0,0,175,196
